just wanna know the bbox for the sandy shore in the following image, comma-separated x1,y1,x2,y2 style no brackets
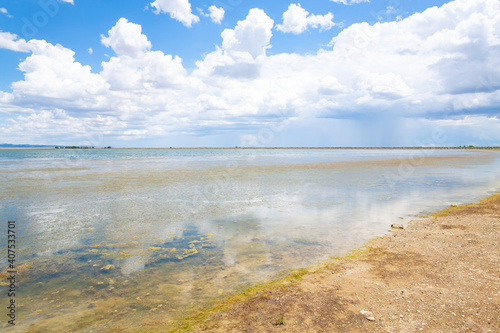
167,193,500,332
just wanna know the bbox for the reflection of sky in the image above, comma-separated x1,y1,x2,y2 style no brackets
1,150,500,272
235,155,500,264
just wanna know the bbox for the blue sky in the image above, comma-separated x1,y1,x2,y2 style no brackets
0,0,499,147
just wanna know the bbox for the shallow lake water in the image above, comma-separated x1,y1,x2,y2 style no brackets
1,148,500,332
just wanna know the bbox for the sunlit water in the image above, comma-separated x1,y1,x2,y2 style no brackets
1,148,500,332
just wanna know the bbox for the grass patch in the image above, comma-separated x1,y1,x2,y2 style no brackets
273,314,284,326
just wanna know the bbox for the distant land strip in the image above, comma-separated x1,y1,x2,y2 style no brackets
1,144,499,150
95,146,500,150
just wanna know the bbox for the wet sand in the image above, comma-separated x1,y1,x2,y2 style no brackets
172,192,500,332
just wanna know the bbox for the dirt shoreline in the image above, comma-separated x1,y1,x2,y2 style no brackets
167,193,500,332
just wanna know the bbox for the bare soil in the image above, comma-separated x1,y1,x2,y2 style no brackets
183,193,500,332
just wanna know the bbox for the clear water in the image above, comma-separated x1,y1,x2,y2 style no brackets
1,148,500,332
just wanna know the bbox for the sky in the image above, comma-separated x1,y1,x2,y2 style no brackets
0,0,499,147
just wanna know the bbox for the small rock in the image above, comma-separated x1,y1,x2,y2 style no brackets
391,224,404,229
360,310,375,321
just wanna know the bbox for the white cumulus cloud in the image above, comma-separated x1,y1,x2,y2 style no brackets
150,0,199,27
276,4,335,34
208,5,225,24
194,8,274,81
101,18,151,57
101,50,187,91
221,8,274,59
0,32,31,52
12,39,109,104
100,18,187,92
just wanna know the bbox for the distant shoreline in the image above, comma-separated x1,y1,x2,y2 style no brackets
1,146,499,150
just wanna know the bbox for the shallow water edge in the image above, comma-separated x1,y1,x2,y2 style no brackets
166,190,500,333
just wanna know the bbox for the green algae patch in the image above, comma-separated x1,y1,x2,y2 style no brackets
412,191,500,219
430,192,500,218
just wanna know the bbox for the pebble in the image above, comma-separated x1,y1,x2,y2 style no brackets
360,310,375,321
